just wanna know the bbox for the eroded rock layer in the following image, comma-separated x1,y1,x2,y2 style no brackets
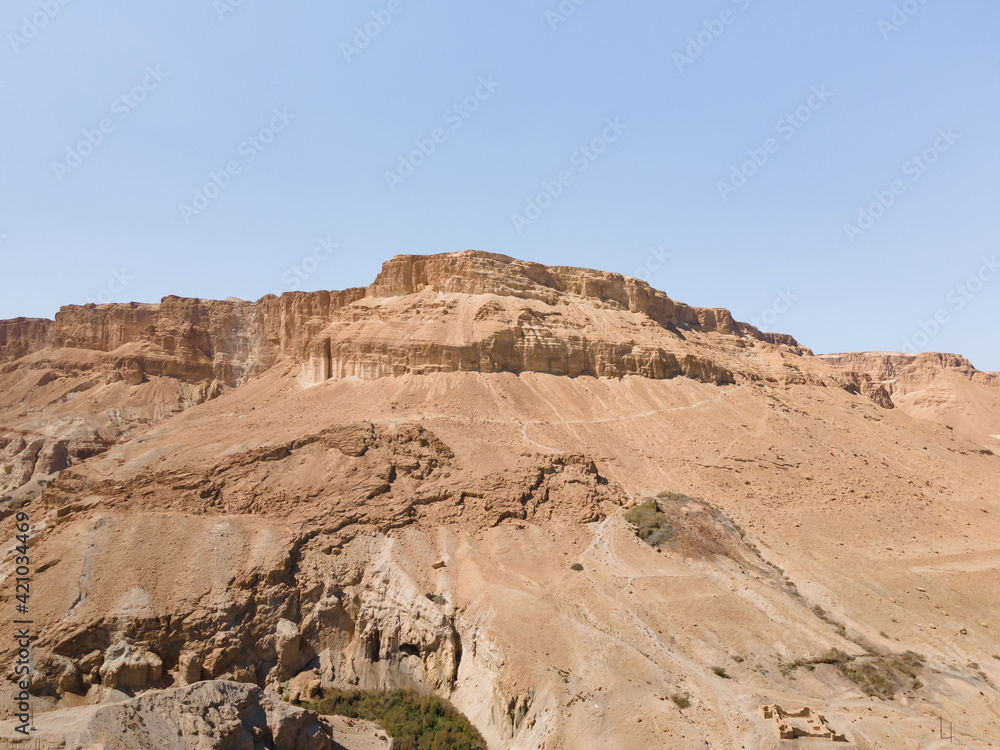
1,251,998,750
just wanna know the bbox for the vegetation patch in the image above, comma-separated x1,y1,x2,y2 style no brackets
782,648,925,699
670,693,690,709
711,666,731,679
811,605,848,638
570,563,583,571
306,688,486,750
624,499,676,546
840,661,897,700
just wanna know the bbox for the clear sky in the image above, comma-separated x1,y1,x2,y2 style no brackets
2,1,998,370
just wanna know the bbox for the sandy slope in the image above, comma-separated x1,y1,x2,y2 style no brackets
0,252,998,749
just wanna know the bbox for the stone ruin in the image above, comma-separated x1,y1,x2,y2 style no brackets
763,704,849,742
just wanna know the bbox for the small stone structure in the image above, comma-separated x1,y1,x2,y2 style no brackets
763,704,848,742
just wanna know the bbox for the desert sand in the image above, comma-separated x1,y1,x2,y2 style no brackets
0,251,997,748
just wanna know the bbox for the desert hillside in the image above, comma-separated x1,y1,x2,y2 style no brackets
1,251,998,749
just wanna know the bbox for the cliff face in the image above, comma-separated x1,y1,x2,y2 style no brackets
820,351,999,441
1,251,802,388
19,290,366,386
0,252,881,498
3,251,1000,750
368,252,800,345
0,317,51,364
820,351,997,393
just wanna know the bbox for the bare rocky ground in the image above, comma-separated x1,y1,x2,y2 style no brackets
0,251,998,749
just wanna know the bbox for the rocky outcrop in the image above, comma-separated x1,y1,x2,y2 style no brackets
43,290,366,387
325,336,735,384
820,351,998,397
98,640,164,689
0,291,365,385
0,680,338,750
0,317,51,364
368,251,800,344
1,437,73,495
336,543,464,691
275,619,303,681
0,252,802,394
12,420,624,746
820,351,1000,433
3,251,1000,749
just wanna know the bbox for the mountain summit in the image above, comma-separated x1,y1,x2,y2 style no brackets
1,252,998,748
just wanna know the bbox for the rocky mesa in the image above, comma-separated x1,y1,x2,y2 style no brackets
0,250,998,749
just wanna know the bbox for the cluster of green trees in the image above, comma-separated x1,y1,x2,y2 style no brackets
307,688,486,750
624,498,677,546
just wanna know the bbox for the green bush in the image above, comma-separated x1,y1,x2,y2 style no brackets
624,500,676,546
711,666,730,679
306,688,486,750
570,563,583,572
670,693,690,709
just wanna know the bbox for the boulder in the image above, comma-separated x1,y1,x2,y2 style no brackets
98,640,163,689
0,680,337,750
35,440,69,474
286,668,323,703
275,618,301,679
265,691,337,750
318,648,337,688
177,651,203,685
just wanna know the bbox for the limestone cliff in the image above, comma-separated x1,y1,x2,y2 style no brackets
2,251,1000,750
0,251,893,503
820,351,1000,440
1,251,802,388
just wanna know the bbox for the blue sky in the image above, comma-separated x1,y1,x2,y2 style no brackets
2,1,998,370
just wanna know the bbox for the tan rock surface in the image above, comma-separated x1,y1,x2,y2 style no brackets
0,680,340,749
821,351,1000,444
0,251,998,749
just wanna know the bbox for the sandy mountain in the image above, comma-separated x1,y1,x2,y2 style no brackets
821,352,1000,447
0,251,998,749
